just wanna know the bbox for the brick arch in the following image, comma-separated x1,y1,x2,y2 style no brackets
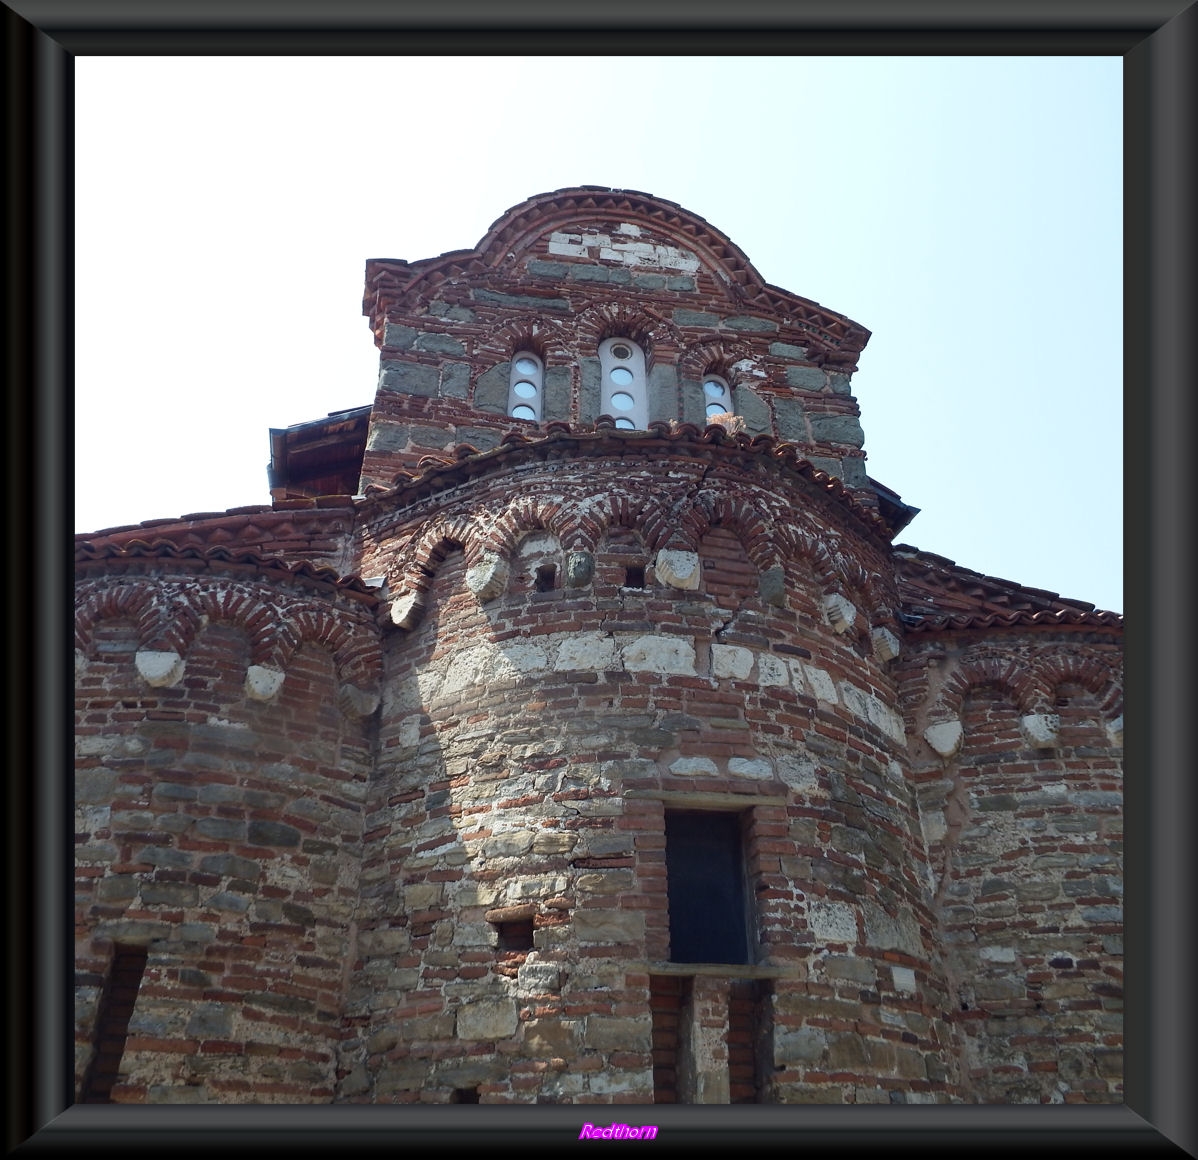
1026,646,1124,719
673,489,777,573
582,488,685,558
74,581,174,658
930,647,1040,723
573,302,682,366
678,339,757,385
154,580,282,666
483,314,572,366
403,515,478,593
481,495,570,558
278,602,382,693
774,525,839,596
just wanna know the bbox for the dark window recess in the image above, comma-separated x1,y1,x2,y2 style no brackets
451,1087,481,1103
496,919,535,952
79,944,148,1103
665,810,751,964
650,974,688,1104
534,564,556,592
729,978,771,1104
623,564,646,589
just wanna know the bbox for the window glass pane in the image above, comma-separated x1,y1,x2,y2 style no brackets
511,404,536,420
665,811,749,964
610,366,634,386
611,392,635,411
707,402,730,418
704,379,728,398
615,417,635,429
513,380,537,399
514,357,539,376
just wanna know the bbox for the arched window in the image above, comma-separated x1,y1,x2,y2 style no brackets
508,351,544,421
599,337,648,430
702,373,734,420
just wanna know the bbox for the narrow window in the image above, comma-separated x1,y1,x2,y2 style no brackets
508,351,544,421
451,1086,481,1103
623,564,646,589
664,811,751,964
599,337,648,430
79,944,148,1103
702,374,734,420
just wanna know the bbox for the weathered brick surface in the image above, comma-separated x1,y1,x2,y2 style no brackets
74,188,1121,1105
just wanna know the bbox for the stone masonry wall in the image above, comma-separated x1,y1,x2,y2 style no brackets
74,565,380,1103
897,632,1124,1103
338,446,963,1104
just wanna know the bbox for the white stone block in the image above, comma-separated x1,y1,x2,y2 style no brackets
891,965,918,995
728,757,773,780
711,643,753,680
923,719,963,758
1020,712,1060,747
465,552,510,601
244,665,285,702
669,756,719,777
872,626,901,661
801,665,838,704
555,632,618,672
808,900,857,944
979,946,1017,963
822,593,858,633
134,649,184,688
654,549,701,590
456,998,519,1041
621,635,696,675
389,590,423,629
757,653,790,687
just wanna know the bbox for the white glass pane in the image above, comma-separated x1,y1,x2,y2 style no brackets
609,367,634,386
706,402,730,418
513,380,538,399
615,417,635,429
514,357,539,376
704,379,728,398
511,405,536,420
611,392,635,411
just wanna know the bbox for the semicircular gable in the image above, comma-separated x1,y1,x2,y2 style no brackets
369,188,869,362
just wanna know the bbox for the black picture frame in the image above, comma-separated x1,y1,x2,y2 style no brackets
7,1,1193,1154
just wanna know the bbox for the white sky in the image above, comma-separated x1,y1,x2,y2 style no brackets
75,56,1122,615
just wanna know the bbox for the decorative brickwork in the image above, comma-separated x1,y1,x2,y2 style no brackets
75,188,1121,1105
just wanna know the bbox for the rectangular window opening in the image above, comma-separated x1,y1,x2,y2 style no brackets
664,810,752,965
451,1086,481,1103
534,564,557,593
79,943,149,1103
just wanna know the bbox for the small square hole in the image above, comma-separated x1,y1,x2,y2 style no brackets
623,564,646,588
451,1086,480,1103
496,919,535,951
535,564,556,592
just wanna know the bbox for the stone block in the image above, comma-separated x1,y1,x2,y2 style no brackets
923,720,963,758
135,650,184,688
621,635,696,676
711,644,753,681
810,414,865,447
583,1016,651,1052
456,997,519,1041
378,360,439,398
654,549,700,590
573,909,645,944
